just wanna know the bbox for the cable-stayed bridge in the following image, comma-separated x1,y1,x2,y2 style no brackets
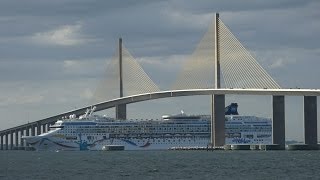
1,13,319,150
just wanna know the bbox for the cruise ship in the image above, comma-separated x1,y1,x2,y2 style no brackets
22,103,272,151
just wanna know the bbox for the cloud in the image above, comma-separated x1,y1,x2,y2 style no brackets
163,10,213,30
63,60,78,68
0,82,46,107
137,55,187,67
80,88,94,100
31,23,95,46
63,58,107,70
0,94,44,107
270,58,286,69
62,58,109,78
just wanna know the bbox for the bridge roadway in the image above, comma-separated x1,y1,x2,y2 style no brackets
1,88,320,135
0,88,319,150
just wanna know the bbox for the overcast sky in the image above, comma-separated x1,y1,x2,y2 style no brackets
0,0,320,141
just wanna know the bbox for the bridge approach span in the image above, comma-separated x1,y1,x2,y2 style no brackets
1,88,320,134
93,88,320,112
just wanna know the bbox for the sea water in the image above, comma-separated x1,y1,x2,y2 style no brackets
0,150,319,180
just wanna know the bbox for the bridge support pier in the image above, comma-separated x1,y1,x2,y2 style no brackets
15,130,18,148
5,133,8,150
31,125,35,136
20,129,24,147
116,104,127,120
211,94,225,147
0,134,3,150
10,132,13,150
304,96,318,148
37,123,41,135
42,124,46,133
26,127,30,148
272,96,285,149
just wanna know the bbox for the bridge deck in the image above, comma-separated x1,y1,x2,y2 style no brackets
1,88,320,134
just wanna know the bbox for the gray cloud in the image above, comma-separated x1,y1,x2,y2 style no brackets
0,0,155,17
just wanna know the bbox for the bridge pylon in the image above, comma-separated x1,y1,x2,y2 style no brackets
116,38,127,120
211,13,226,147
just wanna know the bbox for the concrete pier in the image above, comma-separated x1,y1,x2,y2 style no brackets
287,144,319,150
15,130,18,148
211,94,225,147
224,145,231,150
115,38,127,120
42,124,46,133
26,127,29,137
260,144,283,150
10,132,13,150
250,145,260,150
25,127,30,149
304,96,317,145
5,133,8,150
272,96,285,150
0,134,3,150
20,129,24,147
116,104,127,120
37,123,41,135
231,145,250,150
288,96,319,150
31,125,35,136
25,127,29,146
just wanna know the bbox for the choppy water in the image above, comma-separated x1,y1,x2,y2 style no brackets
0,150,319,180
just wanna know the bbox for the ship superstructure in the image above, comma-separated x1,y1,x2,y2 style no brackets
22,104,272,151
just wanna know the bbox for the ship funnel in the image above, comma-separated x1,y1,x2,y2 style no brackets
225,103,239,115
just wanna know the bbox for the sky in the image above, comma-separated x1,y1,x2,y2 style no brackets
0,0,320,141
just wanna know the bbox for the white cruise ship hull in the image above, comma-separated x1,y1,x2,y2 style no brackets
23,135,271,151
22,105,272,151
24,135,211,151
